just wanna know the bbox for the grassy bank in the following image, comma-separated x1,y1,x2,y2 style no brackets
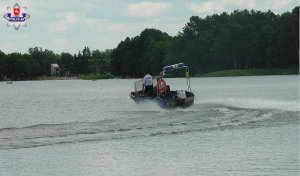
195,68,299,77
78,73,114,80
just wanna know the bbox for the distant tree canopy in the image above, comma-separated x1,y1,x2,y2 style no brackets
0,7,298,80
111,28,172,77
111,7,299,77
0,47,60,80
0,46,112,80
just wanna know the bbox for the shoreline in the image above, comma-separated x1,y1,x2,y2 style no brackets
194,68,299,77
1,68,298,82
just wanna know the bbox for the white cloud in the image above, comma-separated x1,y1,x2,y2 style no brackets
52,37,69,47
77,18,183,52
127,2,171,17
84,18,182,36
187,0,295,16
49,12,80,33
0,0,296,54
262,0,292,10
229,0,256,9
62,12,79,24
188,0,257,15
188,1,224,15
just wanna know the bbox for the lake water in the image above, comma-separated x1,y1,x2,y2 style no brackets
0,75,299,176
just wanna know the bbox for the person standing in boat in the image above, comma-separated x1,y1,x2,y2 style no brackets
142,72,153,96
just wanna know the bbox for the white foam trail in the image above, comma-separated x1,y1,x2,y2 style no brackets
197,98,299,111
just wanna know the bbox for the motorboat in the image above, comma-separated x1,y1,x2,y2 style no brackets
130,63,195,108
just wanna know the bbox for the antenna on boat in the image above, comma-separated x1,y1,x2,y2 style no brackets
186,66,191,92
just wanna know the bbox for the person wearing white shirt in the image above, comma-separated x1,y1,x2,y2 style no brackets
142,73,153,95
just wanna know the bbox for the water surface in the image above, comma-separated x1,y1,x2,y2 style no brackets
0,75,299,176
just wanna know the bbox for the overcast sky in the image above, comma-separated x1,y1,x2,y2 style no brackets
0,0,298,54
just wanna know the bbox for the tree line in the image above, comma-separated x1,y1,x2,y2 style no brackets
0,7,298,80
111,7,299,77
0,47,111,80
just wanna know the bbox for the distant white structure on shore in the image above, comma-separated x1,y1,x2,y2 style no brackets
51,64,60,76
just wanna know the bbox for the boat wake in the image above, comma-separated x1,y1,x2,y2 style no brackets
0,103,298,150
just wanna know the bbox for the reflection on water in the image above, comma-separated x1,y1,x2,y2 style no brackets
0,75,299,176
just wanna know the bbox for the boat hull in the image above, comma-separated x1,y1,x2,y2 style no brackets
130,91,194,108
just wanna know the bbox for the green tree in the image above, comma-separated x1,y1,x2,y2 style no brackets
90,49,111,74
111,28,172,77
28,47,58,76
60,52,74,74
74,47,91,74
